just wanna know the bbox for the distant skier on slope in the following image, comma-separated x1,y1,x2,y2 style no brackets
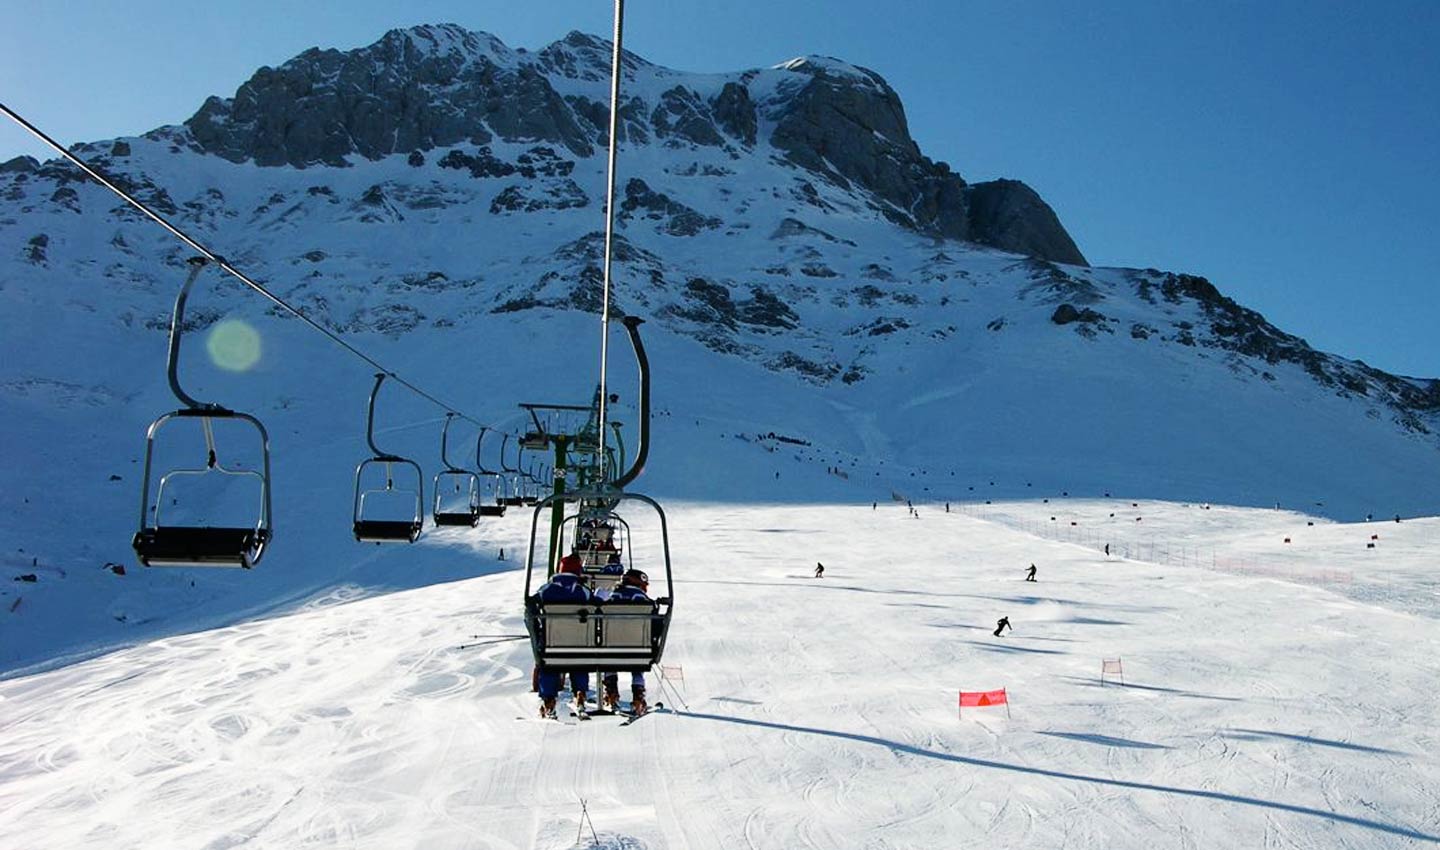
814,562,825,578
1025,564,1037,582
993,616,1012,637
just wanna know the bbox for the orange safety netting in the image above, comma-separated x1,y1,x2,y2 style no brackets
958,689,1008,707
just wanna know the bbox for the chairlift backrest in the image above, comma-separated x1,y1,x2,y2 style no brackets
601,601,656,648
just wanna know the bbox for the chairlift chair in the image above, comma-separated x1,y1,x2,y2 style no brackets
432,413,481,527
132,258,273,569
499,434,529,506
474,428,508,517
523,489,673,672
566,509,629,595
352,373,424,543
478,474,509,517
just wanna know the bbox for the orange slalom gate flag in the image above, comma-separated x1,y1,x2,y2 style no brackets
958,689,1008,707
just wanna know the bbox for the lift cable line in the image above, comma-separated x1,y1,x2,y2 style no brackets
595,0,626,480
0,100,510,437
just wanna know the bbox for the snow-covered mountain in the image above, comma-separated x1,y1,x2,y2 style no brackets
1,23,1438,672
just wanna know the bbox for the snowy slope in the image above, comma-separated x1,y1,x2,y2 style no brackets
2,501,1437,848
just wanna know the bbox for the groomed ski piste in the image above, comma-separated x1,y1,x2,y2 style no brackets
2,498,1437,849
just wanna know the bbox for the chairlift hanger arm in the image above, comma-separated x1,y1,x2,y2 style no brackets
499,433,516,473
166,258,224,412
476,427,498,475
612,316,650,489
439,412,467,472
363,373,405,461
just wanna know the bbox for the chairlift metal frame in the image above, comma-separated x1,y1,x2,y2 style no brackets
522,488,674,672
498,433,529,507
352,373,424,543
432,412,481,527
474,427,508,516
132,257,273,568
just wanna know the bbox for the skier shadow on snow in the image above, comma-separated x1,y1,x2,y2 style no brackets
1221,728,1409,756
960,639,1068,656
1063,616,1132,626
709,696,763,706
948,592,1172,614
671,711,1439,844
683,579,951,597
1037,731,1170,750
1059,675,1243,702
927,623,1078,642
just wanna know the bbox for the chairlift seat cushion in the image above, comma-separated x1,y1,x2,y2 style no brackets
433,511,480,527
133,526,269,568
353,519,421,543
478,505,507,517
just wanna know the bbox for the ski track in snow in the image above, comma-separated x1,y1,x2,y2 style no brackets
1,501,1438,848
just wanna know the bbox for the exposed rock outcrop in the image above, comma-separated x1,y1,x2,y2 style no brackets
186,24,595,167
766,57,1085,265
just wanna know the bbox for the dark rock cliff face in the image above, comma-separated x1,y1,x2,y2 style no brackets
186,25,596,167
179,25,1086,265
766,60,1086,265
966,180,1087,266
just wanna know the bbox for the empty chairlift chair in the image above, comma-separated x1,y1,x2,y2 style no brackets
132,257,273,569
474,428,508,517
352,373,424,543
432,413,481,527
499,434,530,507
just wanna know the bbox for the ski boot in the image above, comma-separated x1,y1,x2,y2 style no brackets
602,674,621,711
573,690,589,715
540,697,557,719
630,685,648,715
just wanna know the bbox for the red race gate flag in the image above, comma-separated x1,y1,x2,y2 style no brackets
958,688,1010,718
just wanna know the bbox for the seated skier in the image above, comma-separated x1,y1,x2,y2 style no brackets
533,554,594,717
601,568,657,714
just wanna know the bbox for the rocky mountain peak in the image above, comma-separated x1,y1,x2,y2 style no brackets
173,25,1085,263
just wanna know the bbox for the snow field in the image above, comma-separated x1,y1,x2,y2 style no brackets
1,500,1437,848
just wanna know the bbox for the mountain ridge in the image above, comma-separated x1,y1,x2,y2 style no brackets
0,22,1436,592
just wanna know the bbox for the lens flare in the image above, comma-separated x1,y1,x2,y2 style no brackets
206,319,262,371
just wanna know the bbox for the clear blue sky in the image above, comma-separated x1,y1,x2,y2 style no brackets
3,1,1436,377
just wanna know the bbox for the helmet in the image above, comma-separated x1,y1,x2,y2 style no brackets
559,554,584,575
622,568,649,588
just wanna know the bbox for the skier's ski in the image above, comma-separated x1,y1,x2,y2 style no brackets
619,701,665,726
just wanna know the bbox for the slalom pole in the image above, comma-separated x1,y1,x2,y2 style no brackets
659,671,689,711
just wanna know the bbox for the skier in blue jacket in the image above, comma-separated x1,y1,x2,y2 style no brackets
602,569,656,714
534,554,593,717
